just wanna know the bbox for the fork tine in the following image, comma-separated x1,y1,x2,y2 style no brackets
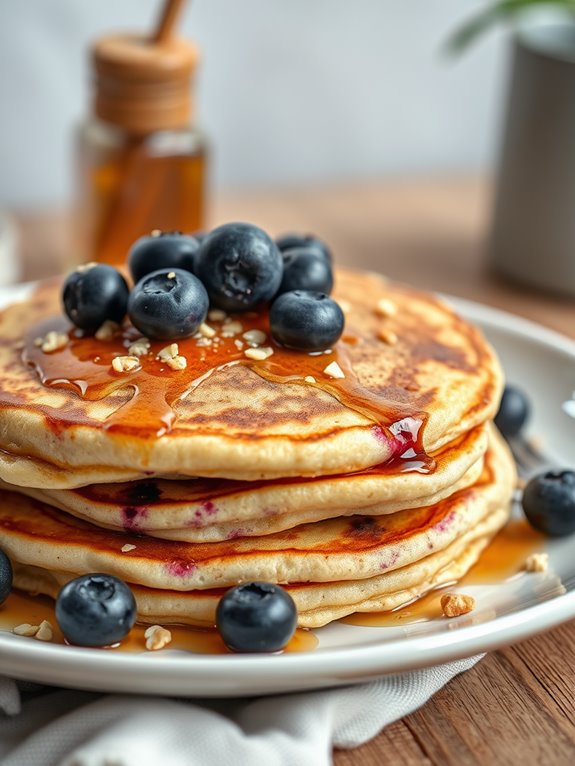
506,436,551,478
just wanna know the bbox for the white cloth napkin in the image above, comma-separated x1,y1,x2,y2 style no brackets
0,656,480,765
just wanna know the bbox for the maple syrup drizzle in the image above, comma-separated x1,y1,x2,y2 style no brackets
22,310,434,472
0,590,318,655
342,519,548,627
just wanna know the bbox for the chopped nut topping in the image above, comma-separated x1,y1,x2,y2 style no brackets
304,376,317,383
323,361,345,379
377,328,398,346
196,337,212,347
222,320,243,337
158,343,179,361
375,298,397,317
167,272,176,279
208,309,227,322
244,346,274,361
35,620,53,642
38,331,68,353
121,544,137,553
76,261,98,273
151,229,162,237
440,593,475,618
144,625,172,651
13,623,39,637
199,323,217,339
128,338,151,357
233,339,244,350
95,320,119,341
525,552,549,573
242,329,267,347
112,355,141,373
338,299,351,313
166,355,187,371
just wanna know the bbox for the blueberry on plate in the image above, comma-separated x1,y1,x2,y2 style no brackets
0,549,13,605
55,573,136,647
215,582,297,653
128,268,209,340
275,233,332,263
63,264,129,334
270,290,344,351
494,385,530,438
522,470,575,537
128,232,201,283
277,248,334,296
195,223,283,311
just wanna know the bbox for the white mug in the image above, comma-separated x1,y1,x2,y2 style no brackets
490,24,575,298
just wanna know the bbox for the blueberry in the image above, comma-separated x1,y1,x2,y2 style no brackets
277,248,334,296
0,549,13,605
215,582,297,653
270,290,344,351
128,232,201,283
495,385,530,438
275,233,332,263
62,265,129,333
128,268,208,341
195,223,283,311
55,573,137,647
522,470,575,537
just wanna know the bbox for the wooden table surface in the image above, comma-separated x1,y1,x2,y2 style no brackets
12,177,575,765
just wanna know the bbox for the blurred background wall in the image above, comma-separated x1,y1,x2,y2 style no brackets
0,0,508,208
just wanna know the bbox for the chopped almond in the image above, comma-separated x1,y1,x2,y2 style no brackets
375,298,397,318
34,620,53,642
112,356,140,373
145,625,172,651
13,623,39,637
377,328,398,346
95,320,119,341
39,331,68,353
440,593,475,618
323,361,345,379
525,552,549,573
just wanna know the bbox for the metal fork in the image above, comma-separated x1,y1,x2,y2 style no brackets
506,435,553,479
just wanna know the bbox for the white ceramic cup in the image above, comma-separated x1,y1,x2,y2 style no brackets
490,24,575,297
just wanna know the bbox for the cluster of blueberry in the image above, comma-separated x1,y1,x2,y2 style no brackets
495,385,575,536
62,223,344,352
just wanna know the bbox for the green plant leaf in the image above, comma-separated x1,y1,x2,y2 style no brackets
445,0,575,54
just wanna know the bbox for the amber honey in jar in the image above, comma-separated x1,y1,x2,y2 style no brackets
74,30,207,266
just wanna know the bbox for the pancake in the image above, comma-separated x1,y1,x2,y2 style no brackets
0,430,515,596
0,268,502,487
11,505,509,628
8,425,488,542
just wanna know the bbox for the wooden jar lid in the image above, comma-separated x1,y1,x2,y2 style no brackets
92,34,199,133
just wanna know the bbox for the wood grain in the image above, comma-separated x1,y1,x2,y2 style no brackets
11,177,575,766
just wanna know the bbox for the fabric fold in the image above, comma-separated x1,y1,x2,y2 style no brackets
0,656,481,766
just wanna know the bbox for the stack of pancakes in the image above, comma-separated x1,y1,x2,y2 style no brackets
0,268,515,629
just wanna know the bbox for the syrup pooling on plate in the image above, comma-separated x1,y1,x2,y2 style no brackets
343,519,547,627
22,299,434,472
0,590,318,654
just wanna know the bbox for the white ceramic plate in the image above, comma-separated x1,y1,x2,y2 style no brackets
0,286,574,697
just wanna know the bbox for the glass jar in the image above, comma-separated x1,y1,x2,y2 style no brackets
74,33,207,266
